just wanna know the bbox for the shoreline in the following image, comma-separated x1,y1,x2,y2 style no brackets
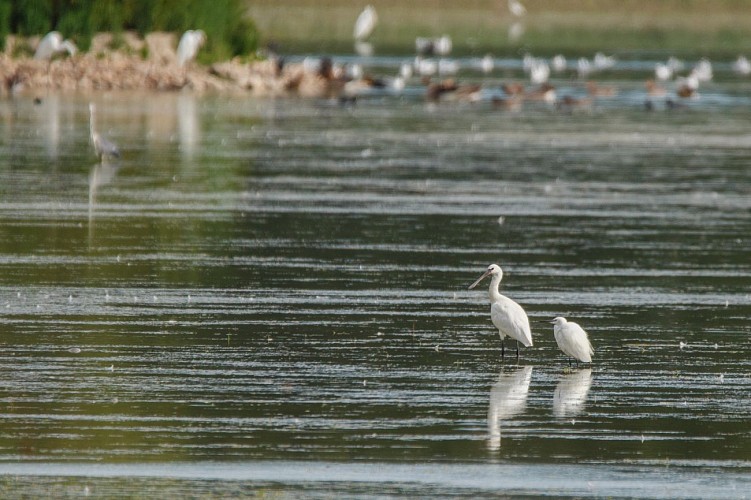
1,31,343,98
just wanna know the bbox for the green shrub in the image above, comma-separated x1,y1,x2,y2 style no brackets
3,0,259,60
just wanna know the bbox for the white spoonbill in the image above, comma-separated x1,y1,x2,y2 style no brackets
469,264,533,359
550,316,594,365
89,103,120,160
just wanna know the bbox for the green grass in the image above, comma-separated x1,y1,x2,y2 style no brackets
245,0,751,58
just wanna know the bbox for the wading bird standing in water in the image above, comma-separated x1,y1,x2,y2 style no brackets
89,103,120,160
550,316,594,365
469,264,533,359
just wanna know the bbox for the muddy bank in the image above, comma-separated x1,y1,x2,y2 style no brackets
1,31,340,98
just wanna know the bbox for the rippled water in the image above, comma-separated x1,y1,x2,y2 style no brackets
0,64,750,496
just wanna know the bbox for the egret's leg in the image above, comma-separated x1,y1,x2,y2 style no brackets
501,339,505,360
516,340,520,359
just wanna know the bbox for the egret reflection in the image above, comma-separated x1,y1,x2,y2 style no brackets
177,93,200,160
487,365,533,451
553,368,593,418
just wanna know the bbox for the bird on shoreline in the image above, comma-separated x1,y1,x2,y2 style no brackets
550,317,594,365
177,30,206,67
34,31,77,60
469,264,533,360
89,103,120,160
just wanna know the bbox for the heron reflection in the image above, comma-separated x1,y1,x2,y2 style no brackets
487,365,533,451
553,368,593,418
88,160,119,246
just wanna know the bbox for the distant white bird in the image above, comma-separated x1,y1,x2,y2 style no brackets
34,31,77,60
666,56,684,73
732,55,751,75
529,60,550,84
593,52,616,70
692,58,713,82
399,62,413,79
481,54,495,74
551,54,567,73
434,35,452,56
508,0,527,17
176,29,206,67
469,264,533,359
89,103,120,160
550,317,594,364
577,57,592,78
354,5,378,41
654,62,672,81
438,58,459,75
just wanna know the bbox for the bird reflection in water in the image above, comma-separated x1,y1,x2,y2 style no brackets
553,368,593,418
88,159,119,246
487,365,533,451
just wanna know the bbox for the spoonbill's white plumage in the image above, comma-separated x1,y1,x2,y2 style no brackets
733,55,751,75
550,316,594,364
34,31,77,60
469,264,533,359
89,103,120,160
353,5,378,41
176,29,206,67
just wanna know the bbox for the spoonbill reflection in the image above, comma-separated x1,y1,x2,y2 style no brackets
89,103,120,160
553,368,592,418
469,264,533,359
488,366,533,451
550,317,594,365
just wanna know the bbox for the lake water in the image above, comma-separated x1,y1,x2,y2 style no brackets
0,60,750,497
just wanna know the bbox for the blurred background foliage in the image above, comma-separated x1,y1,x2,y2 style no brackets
0,0,258,61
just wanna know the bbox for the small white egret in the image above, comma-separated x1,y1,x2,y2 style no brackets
89,103,120,160
353,5,378,41
550,317,594,365
469,264,533,359
551,54,567,73
176,29,206,67
508,0,527,17
654,62,672,81
480,54,494,74
732,55,751,76
34,31,77,60
593,52,616,71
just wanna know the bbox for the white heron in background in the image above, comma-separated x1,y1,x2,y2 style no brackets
34,31,77,60
176,29,206,67
593,52,616,71
354,5,378,41
577,57,592,78
480,54,495,74
551,54,567,73
550,317,594,365
654,62,672,81
508,0,527,17
733,55,751,76
469,264,533,360
89,103,120,160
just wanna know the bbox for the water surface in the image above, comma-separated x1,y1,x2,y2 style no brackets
0,67,750,496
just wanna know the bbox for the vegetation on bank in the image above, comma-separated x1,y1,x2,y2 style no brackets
0,0,258,62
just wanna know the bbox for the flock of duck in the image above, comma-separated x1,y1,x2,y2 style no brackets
470,264,594,366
